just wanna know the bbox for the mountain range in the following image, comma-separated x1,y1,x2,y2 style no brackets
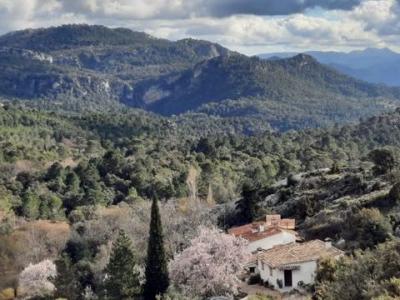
259,48,400,87
1,24,400,131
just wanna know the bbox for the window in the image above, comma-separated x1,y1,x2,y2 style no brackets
269,266,273,276
261,262,265,270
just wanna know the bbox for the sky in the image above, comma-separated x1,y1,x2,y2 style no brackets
0,0,399,55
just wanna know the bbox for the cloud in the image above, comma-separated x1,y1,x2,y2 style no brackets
54,0,363,20
351,0,400,36
198,0,363,17
58,0,188,20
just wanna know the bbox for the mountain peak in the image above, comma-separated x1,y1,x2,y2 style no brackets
291,53,317,62
286,53,319,68
0,24,155,51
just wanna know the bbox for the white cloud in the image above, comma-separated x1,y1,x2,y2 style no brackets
351,0,400,36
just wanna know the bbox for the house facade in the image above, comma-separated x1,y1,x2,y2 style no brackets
257,240,343,291
245,228,297,253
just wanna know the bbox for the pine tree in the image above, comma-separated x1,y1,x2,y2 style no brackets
236,183,258,224
105,230,141,299
143,198,169,300
53,254,81,300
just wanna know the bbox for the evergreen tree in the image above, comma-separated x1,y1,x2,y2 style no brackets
143,198,169,300
65,171,80,194
236,183,258,224
21,190,40,220
53,254,81,300
105,230,141,299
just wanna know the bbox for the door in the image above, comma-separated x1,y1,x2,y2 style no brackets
284,270,292,287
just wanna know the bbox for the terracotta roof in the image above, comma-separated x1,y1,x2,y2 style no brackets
229,225,296,242
258,240,343,268
228,215,297,242
228,222,264,236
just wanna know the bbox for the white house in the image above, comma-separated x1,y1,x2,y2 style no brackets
228,215,298,253
257,240,343,292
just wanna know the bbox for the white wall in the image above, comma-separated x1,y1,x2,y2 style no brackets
258,260,317,292
248,231,296,253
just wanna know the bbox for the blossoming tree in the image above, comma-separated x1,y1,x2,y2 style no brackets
18,259,57,299
169,227,249,297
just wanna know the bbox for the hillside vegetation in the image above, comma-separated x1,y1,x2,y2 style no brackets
0,103,400,298
1,25,400,130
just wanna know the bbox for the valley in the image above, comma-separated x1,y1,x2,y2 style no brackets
0,24,400,300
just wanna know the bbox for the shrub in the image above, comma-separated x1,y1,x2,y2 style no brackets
368,149,396,175
388,182,400,206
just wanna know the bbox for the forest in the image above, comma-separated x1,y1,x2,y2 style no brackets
0,101,400,299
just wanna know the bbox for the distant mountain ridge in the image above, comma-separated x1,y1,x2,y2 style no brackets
259,48,400,87
0,24,231,110
1,24,400,131
130,52,400,130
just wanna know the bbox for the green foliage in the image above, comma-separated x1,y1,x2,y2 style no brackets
294,195,321,219
21,191,40,220
143,199,169,300
39,194,63,220
1,25,400,131
342,208,392,250
54,254,82,300
236,183,259,224
104,230,141,299
388,182,400,207
134,53,400,130
315,241,400,300
369,149,396,175
0,186,17,213
159,287,199,300
315,258,338,285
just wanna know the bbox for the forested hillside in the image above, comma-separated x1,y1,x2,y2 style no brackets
260,47,400,87
2,103,400,218
1,102,400,298
1,25,400,131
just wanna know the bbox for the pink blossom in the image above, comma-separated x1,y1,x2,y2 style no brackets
18,259,57,299
169,227,249,297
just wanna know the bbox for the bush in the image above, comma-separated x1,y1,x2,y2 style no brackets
287,173,300,187
388,182,400,206
342,208,392,250
369,149,396,175
0,288,15,300
315,241,400,300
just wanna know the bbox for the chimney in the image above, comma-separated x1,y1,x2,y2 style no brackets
266,214,281,227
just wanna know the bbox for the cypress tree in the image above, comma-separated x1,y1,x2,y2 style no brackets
143,198,169,300
104,230,141,299
236,182,258,224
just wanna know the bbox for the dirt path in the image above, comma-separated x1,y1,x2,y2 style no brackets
239,282,310,300
239,282,282,299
